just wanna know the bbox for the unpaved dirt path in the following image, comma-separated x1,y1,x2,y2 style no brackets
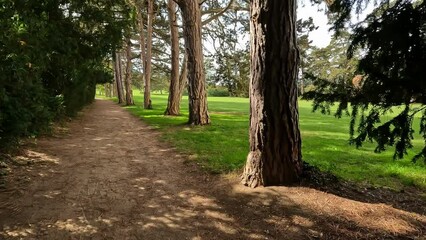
1,100,425,239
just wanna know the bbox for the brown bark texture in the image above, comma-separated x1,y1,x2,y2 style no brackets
114,52,125,104
178,55,188,96
124,37,134,106
177,0,210,125
165,0,181,116
143,0,153,109
241,0,303,187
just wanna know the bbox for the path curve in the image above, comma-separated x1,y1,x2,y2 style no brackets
0,100,425,239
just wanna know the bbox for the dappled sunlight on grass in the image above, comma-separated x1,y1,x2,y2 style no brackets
116,91,426,190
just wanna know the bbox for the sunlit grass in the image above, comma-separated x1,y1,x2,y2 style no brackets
116,90,426,190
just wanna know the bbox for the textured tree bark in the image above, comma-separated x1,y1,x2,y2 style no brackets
178,55,188,97
177,0,210,125
114,52,125,104
241,0,303,187
124,37,134,106
143,0,153,109
165,0,181,116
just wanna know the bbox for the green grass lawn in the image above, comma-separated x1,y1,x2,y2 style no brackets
116,90,426,191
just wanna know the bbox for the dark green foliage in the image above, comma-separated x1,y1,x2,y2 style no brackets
348,0,426,107
416,109,426,161
304,0,426,162
207,87,230,97
213,50,250,97
0,0,130,150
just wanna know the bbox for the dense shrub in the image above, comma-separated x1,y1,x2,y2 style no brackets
0,0,130,150
208,87,229,97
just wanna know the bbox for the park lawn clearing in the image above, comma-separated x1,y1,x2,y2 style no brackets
122,90,426,191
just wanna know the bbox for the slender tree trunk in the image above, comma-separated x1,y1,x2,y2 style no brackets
178,54,188,97
124,37,134,105
241,0,302,187
144,0,153,109
300,62,304,95
120,52,126,101
114,52,125,104
136,0,147,107
112,78,117,97
165,0,181,115
177,0,210,125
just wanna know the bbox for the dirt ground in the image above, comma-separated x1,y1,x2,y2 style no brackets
0,99,425,240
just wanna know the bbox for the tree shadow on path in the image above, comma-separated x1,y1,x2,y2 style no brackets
301,163,426,216
0,99,424,239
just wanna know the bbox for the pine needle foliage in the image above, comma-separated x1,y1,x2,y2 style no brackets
304,0,426,162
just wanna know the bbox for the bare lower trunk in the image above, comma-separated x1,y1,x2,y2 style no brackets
241,0,302,187
144,0,153,109
112,77,117,97
177,0,210,125
124,37,134,106
114,52,125,104
178,55,188,97
165,0,182,116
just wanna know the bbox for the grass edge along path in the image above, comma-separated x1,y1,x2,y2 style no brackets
102,91,426,191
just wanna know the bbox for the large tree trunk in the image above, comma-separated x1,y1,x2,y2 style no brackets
241,0,302,187
114,52,125,104
165,0,181,116
143,0,153,109
124,37,134,106
177,0,210,125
